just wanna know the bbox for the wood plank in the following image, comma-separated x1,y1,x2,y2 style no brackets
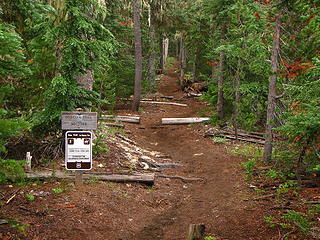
61,112,97,130
25,171,154,184
141,101,187,107
100,115,140,124
162,117,210,125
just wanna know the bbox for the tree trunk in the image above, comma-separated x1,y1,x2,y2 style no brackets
233,58,241,140
179,38,186,85
217,24,226,121
132,0,143,112
163,38,169,66
263,15,281,163
192,51,200,82
147,3,156,88
76,70,94,91
159,36,164,73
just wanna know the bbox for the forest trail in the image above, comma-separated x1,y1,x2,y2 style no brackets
0,63,279,240
121,63,278,240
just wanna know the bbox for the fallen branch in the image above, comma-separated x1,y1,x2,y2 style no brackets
6,194,16,204
251,194,275,201
139,158,181,169
155,174,203,182
102,122,125,128
141,101,187,107
100,115,140,124
205,131,265,145
162,117,210,125
115,134,137,145
25,171,154,184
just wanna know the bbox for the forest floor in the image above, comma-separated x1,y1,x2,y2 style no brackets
1,63,315,240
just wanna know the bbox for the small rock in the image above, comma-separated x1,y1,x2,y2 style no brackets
30,190,50,197
0,219,8,225
193,153,204,157
97,163,104,168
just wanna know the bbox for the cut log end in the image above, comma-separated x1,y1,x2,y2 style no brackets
186,224,205,240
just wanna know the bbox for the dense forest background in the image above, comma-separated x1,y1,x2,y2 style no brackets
0,0,319,182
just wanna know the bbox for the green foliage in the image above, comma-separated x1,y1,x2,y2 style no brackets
276,181,298,195
283,210,313,233
52,187,64,194
230,144,263,159
0,159,26,182
30,0,118,136
241,158,256,180
7,218,30,235
25,193,35,201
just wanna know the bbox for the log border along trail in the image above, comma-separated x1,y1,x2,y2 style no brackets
123,61,278,240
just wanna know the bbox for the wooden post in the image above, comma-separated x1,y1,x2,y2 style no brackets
75,172,83,187
26,152,32,172
186,224,205,240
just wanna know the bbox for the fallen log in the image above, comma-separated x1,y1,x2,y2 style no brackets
100,115,140,124
139,158,181,169
222,127,265,137
155,174,203,182
205,132,265,145
141,101,187,107
25,171,154,184
162,117,210,125
102,122,125,128
219,130,265,140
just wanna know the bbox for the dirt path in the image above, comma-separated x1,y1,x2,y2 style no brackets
0,64,279,240
119,64,278,240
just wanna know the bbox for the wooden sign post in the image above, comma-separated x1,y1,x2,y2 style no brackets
62,112,97,186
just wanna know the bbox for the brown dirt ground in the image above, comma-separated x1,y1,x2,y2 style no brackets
2,63,317,240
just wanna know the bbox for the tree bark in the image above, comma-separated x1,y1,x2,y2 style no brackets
147,3,156,87
132,0,143,112
217,24,226,121
179,38,186,86
192,51,200,82
163,38,169,66
233,58,241,140
76,70,94,91
159,35,164,73
263,15,281,163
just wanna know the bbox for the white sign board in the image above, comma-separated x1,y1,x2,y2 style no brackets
65,131,92,170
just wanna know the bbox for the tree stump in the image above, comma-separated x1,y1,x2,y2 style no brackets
186,224,205,240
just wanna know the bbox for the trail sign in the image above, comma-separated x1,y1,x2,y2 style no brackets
65,131,92,170
62,112,97,130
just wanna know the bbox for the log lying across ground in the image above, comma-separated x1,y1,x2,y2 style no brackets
205,128,265,145
162,117,210,125
141,100,187,107
25,171,154,184
100,115,140,124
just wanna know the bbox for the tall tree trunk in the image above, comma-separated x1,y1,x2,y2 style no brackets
263,15,281,162
179,38,186,85
217,24,226,121
147,3,156,88
163,38,169,66
159,35,164,73
192,50,200,82
132,0,143,112
233,58,241,140
76,71,93,91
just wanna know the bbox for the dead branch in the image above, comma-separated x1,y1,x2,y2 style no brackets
155,174,204,182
